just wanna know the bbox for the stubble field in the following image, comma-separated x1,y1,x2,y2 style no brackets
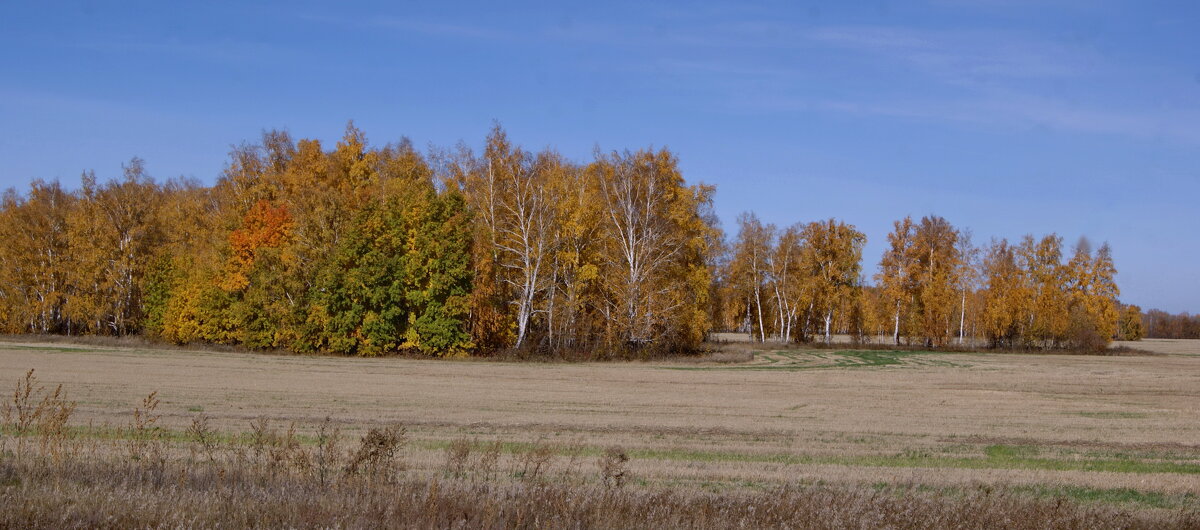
1,338,1199,526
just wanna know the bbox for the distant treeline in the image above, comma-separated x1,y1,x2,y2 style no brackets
713,214,1136,351
1142,309,1200,339
0,123,1146,356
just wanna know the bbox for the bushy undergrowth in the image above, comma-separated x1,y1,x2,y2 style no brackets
1,370,1197,529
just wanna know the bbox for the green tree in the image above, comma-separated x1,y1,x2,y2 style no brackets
316,185,472,356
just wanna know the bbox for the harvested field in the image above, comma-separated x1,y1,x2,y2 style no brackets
1114,338,1200,356
2,338,1200,522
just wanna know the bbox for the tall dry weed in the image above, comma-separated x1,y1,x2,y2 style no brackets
2,369,41,436
598,446,629,488
34,383,75,459
474,440,503,482
443,437,472,477
126,391,162,462
310,417,342,486
514,438,555,482
187,414,218,464
2,369,76,459
344,424,404,482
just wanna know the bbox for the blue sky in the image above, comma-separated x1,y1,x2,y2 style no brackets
1,1,1197,312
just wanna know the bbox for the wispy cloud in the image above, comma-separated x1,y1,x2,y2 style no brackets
294,9,1196,145
806,25,1097,84
295,12,513,42
662,23,1196,145
792,92,1200,145
75,36,298,68
928,0,1111,10
366,16,512,41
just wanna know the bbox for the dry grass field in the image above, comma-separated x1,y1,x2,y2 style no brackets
2,338,1199,526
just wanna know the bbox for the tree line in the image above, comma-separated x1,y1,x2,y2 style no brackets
1141,309,1200,339
0,123,1143,355
0,124,714,356
715,213,1137,350
715,214,1132,351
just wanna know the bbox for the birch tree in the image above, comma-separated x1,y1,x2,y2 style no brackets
801,219,866,344
1019,234,1070,347
953,230,979,345
877,217,915,345
911,216,960,347
982,238,1023,347
769,225,803,342
545,160,602,350
1065,239,1119,350
592,148,713,349
731,213,774,342
494,148,557,349
0,181,74,333
66,160,164,335
454,127,561,350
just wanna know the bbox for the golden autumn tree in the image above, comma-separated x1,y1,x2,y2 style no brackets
591,148,715,352
877,217,915,345
1018,234,1070,348
768,224,804,342
1089,242,1121,345
730,213,775,342
1064,238,1120,350
327,121,380,209
0,191,16,329
478,127,558,349
279,137,337,271
860,285,893,340
1117,304,1143,341
981,238,1023,347
65,160,164,335
0,181,74,333
142,177,224,342
543,153,601,351
442,139,511,352
909,216,960,347
800,219,866,343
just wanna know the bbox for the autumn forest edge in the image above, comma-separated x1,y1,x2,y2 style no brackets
0,123,1182,358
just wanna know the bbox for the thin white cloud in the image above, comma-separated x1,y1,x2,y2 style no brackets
806,25,1097,83
291,10,1196,145
295,12,513,42
368,16,513,41
716,24,1199,144
75,36,298,67
928,0,1112,10
800,93,1200,145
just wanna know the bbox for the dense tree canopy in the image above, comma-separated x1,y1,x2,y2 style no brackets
0,123,1139,355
